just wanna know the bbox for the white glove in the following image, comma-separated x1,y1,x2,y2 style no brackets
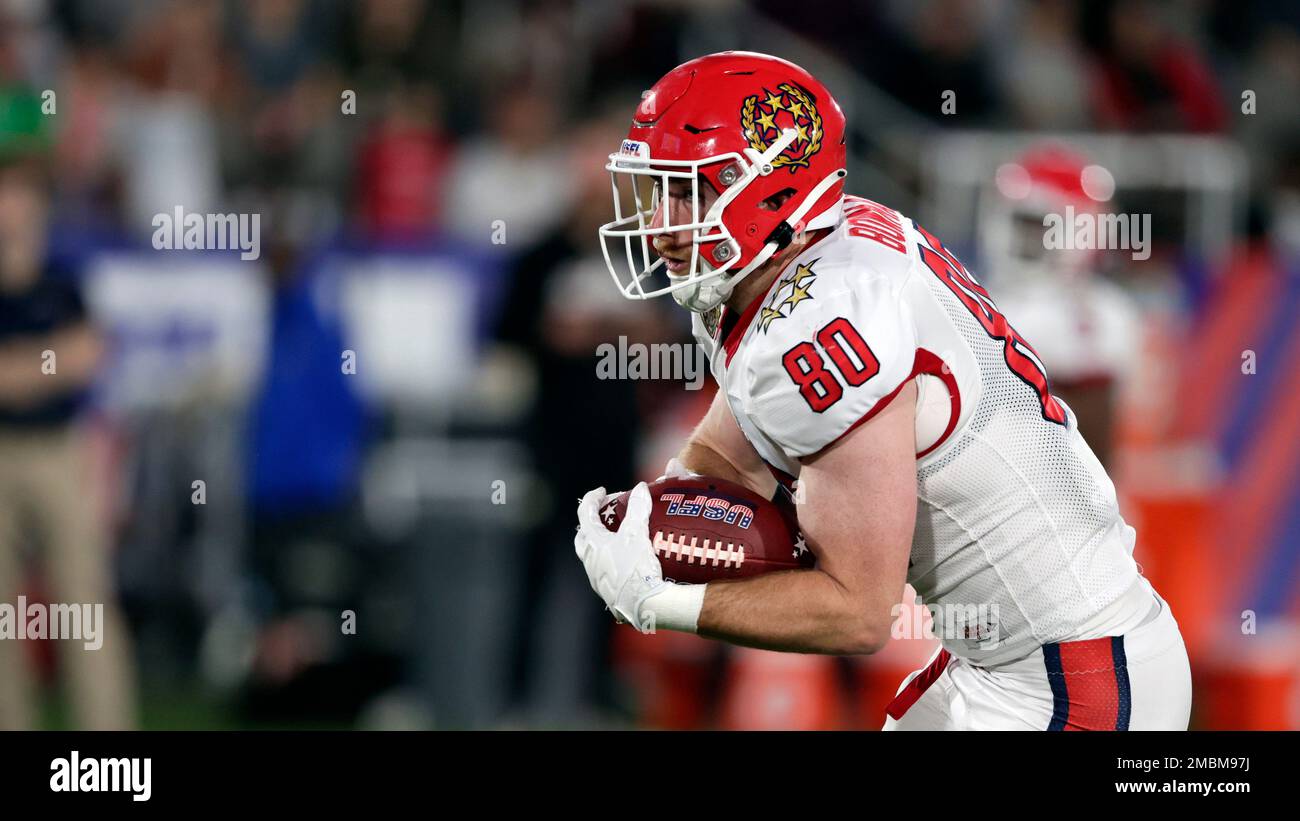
574,482,707,633
657,457,699,482
574,483,665,631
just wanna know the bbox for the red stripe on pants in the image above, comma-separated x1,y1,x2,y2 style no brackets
886,649,951,720
1054,638,1120,731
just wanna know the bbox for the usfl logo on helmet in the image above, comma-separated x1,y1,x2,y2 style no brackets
740,82,824,172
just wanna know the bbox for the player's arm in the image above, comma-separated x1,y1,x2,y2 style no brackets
576,267,919,648
676,388,777,498
0,322,102,407
694,380,917,655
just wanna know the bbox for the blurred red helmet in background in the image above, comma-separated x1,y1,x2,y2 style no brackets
981,142,1117,286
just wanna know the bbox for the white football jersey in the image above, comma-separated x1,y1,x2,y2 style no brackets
691,196,1149,666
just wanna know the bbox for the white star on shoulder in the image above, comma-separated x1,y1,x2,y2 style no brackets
601,502,618,524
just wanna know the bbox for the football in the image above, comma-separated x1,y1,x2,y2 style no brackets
600,475,812,584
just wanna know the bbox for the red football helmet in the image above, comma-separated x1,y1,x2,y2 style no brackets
980,142,1116,286
599,51,847,312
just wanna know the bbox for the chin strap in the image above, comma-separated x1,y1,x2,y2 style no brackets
765,167,848,251
688,166,847,311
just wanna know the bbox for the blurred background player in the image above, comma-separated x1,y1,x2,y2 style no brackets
977,143,1140,467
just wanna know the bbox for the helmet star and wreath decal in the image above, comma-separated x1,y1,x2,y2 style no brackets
740,82,824,172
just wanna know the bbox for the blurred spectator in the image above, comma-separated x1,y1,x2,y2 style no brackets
883,0,1004,124
338,0,452,88
1269,138,1300,261
351,83,453,238
239,199,372,723
0,154,136,729
583,1,692,102
763,0,1005,124
442,76,575,250
1085,0,1227,132
115,0,225,236
1237,25,1300,237
996,0,1092,130
0,1,61,86
52,43,125,226
229,0,332,93
493,112,676,723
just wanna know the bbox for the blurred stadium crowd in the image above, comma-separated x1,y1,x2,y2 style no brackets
0,0,1296,729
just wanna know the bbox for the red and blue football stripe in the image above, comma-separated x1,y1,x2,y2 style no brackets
1043,637,1132,730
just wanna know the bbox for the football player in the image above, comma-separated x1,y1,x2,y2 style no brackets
574,52,1190,729
978,143,1142,468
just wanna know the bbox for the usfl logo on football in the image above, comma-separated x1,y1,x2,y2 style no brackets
660,492,755,529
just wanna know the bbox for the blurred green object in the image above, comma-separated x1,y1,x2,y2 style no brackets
0,86,52,160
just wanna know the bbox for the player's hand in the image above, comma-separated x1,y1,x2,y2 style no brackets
656,457,699,482
574,482,666,632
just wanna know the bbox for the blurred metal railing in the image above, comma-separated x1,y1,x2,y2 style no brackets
921,132,1249,265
